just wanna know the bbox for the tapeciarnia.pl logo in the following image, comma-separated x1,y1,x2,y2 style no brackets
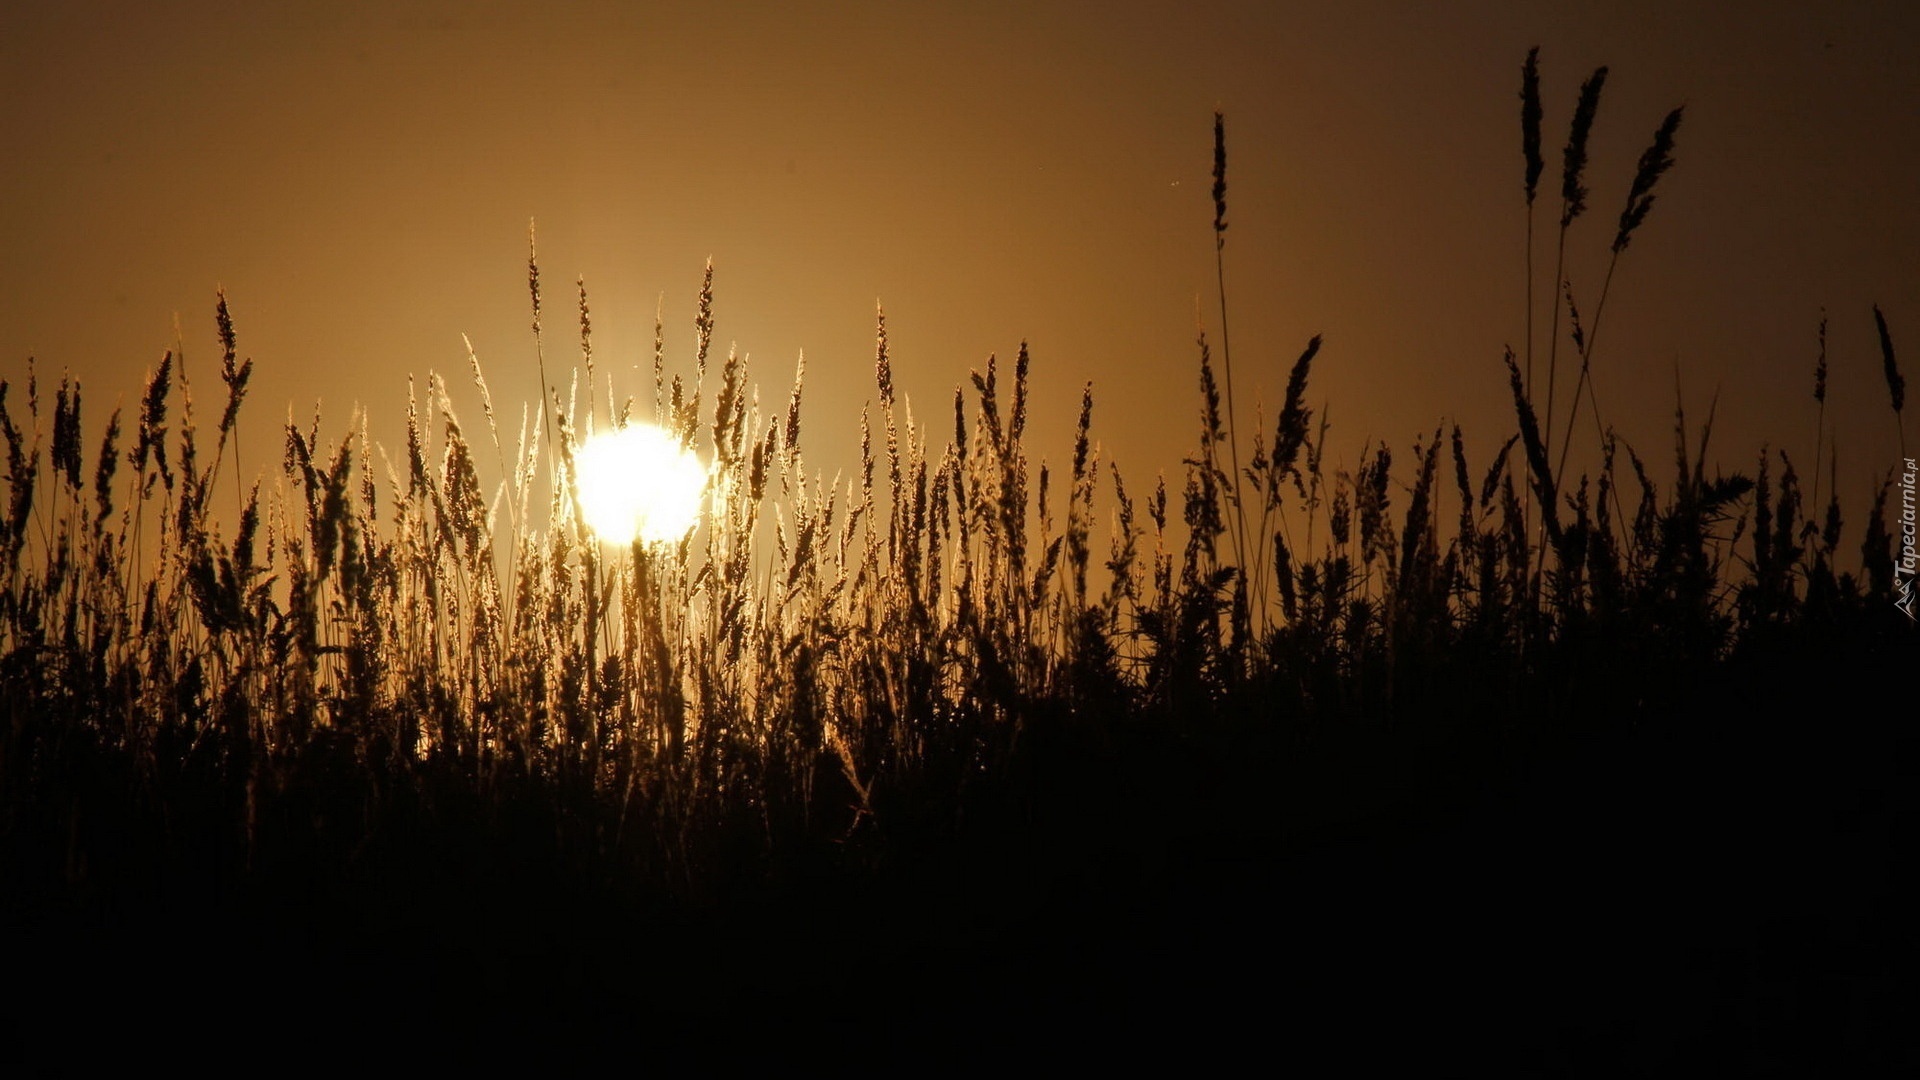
1897,457,1917,621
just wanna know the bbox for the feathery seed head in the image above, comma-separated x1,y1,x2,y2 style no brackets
874,304,893,409
785,350,805,458
1613,106,1684,254
1212,110,1229,247
94,407,121,523
527,219,542,334
1875,304,1904,415
53,374,81,490
1521,47,1544,204
1564,281,1587,355
1010,341,1030,446
1814,311,1828,404
1561,66,1609,226
695,259,715,379
216,289,238,374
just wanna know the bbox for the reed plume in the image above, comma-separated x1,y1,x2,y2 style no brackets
578,276,595,435
1560,67,1607,227
52,374,81,493
1212,111,1229,246
1613,107,1685,254
529,220,555,468
1521,48,1545,208
1874,304,1905,458
214,290,252,509
1504,346,1560,549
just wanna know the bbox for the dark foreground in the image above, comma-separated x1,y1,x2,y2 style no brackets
4,648,1909,1072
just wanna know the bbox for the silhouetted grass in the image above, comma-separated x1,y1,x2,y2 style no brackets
1,56,1909,1067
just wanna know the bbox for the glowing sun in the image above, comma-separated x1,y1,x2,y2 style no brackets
572,423,709,545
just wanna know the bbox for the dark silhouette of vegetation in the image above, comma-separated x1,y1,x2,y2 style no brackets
0,54,1906,1068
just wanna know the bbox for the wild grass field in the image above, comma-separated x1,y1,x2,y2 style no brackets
2,54,1911,1067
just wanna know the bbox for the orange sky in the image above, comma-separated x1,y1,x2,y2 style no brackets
4,1,1916,540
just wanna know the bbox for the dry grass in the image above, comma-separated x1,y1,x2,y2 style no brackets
11,263,1901,878
0,57,1911,970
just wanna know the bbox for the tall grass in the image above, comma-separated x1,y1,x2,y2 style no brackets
1,59,1912,915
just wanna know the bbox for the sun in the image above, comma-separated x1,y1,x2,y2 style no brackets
572,422,709,546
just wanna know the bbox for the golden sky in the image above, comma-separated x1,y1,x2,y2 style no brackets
4,0,1916,524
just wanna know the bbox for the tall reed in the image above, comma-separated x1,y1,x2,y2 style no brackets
1,76,1910,921
1210,111,1252,650
1542,64,1607,486
1554,104,1685,490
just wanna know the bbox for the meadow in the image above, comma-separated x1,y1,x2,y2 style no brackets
2,55,1909,1066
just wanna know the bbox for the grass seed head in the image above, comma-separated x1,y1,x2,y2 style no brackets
1560,66,1609,226
1814,310,1828,404
1521,47,1544,205
1212,110,1229,247
1875,304,1904,415
1613,106,1684,254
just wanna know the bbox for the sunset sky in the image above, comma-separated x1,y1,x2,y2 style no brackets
4,0,1915,531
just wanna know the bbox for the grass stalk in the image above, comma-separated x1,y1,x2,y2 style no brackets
1211,111,1252,644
